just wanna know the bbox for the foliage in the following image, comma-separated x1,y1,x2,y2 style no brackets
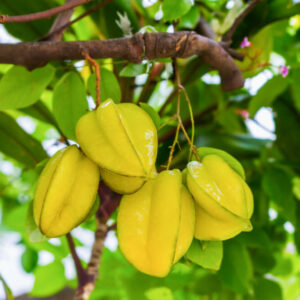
0,0,300,299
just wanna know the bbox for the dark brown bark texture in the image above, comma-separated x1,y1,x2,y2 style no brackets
0,31,244,91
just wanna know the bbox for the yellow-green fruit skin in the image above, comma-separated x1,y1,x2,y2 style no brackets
33,145,100,238
117,170,195,277
187,155,253,241
75,99,158,194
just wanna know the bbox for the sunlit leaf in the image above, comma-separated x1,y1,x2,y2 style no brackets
186,240,223,271
0,65,55,110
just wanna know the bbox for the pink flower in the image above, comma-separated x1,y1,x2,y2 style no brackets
240,37,251,48
279,65,289,77
235,109,249,120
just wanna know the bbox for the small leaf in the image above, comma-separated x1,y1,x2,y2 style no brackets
26,202,48,243
87,68,121,103
0,274,14,300
186,239,223,271
120,63,147,77
253,278,283,300
21,246,39,273
249,75,289,117
162,0,193,21
145,287,174,300
53,72,88,140
31,261,67,297
0,112,48,168
0,65,55,110
139,103,161,128
263,167,296,223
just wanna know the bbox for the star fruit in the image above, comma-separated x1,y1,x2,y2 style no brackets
34,145,100,238
186,148,253,241
117,170,195,277
76,99,157,194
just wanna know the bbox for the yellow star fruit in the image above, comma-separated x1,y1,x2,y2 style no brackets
33,145,100,238
186,154,253,241
76,99,158,194
117,170,195,277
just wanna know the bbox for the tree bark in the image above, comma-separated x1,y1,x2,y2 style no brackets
0,32,244,91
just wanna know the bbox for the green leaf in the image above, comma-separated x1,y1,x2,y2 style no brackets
219,240,252,294
0,65,55,110
273,99,300,163
26,201,47,243
249,76,289,117
0,274,14,300
0,112,48,168
139,103,161,129
291,68,300,113
120,63,147,77
88,68,121,103
292,177,300,200
162,0,193,21
21,246,38,273
145,287,174,300
53,72,88,140
4,203,28,232
251,249,276,274
186,239,223,271
263,167,296,223
221,0,246,34
31,261,67,297
253,278,283,300
271,255,293,277
179,6,200,29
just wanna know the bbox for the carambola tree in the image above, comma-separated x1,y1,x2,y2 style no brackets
0,0,300,299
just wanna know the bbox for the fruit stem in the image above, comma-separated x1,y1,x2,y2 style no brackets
83,51,101,107
166,59,200,168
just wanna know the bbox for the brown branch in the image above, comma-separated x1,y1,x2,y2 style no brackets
75,182,121,300
66,233,87,287
0,0,91,24
46,0,78,42
0,32,244,91
40,0,113,42
222,0,264,42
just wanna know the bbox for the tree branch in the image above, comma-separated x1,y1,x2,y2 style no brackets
75,182,121,300
46,0,78,42
40,0,113,42
66,233,87,287
0,0,91,24
222,0,264,42
0,31,244,91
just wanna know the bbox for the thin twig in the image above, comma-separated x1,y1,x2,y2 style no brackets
0,0,91,24
66,233,87,287
40,0,113,41
222,0,264,42
83,52,101,106
46,0,78,42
